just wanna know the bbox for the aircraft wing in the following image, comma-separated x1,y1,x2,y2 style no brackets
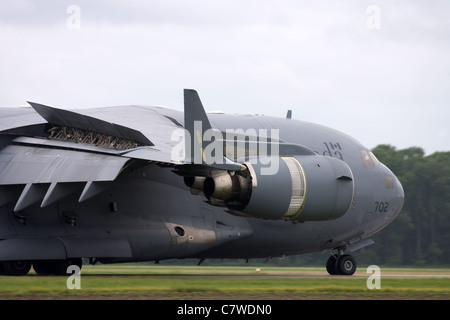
0,89,243,212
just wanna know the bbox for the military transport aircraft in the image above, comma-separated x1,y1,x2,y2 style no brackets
0,89,404,276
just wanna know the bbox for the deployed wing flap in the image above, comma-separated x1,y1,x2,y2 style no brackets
28,101,154,147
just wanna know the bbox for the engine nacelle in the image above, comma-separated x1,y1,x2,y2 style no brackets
187,155,354,222
245,155,354,221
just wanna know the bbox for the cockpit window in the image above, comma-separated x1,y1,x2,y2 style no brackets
369,151,380,167
360,150,380,168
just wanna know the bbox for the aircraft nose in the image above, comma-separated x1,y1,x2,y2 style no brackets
393,175,404,218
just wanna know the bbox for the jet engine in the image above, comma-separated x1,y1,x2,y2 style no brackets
185,155,354,222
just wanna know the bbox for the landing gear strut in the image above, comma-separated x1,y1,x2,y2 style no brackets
326,250,357,276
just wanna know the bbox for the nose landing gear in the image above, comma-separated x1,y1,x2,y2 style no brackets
326,250,357,276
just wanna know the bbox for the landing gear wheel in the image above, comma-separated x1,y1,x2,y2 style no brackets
33,260,56,275
336,254,357,275
326,254,357,275
2,260,32,276
326,255,338,275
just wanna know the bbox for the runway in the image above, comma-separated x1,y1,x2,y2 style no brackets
1,265,449,300
77,264,450,278
77,272,450,279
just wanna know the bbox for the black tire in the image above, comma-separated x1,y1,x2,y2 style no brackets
33,260,55,275
336,254,357,275
326,255,338,275
2,260,32,276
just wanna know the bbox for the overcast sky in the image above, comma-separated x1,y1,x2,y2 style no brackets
0,0,449,154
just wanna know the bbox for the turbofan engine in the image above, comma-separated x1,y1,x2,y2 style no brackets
184,155,354,222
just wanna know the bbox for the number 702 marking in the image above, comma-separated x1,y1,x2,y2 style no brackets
374,201,389,213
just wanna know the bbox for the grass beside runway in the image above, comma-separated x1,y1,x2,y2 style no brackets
0,265,449,300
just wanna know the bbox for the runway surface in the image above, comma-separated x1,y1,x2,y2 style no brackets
1,265,449,300
78,264,450,278
77,272,450,279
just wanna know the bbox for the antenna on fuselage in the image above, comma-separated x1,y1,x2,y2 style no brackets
286,110,292,119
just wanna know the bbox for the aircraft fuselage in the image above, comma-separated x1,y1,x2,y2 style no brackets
0,99,404,275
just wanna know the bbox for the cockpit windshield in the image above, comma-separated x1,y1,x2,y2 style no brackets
360,149,380,168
